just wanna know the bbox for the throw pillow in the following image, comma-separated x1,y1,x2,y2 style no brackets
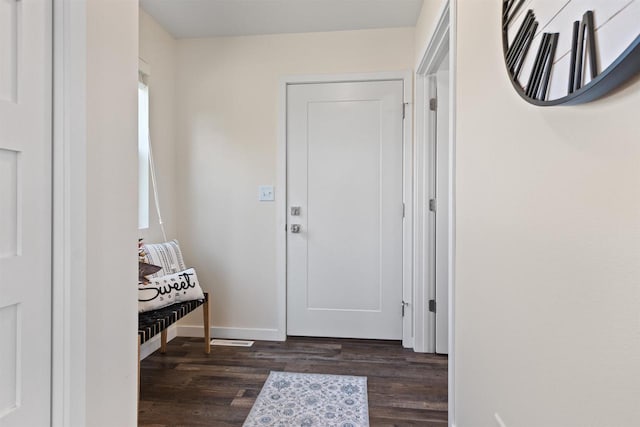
138,261,162,284
141,239,187,278
138,267,205,313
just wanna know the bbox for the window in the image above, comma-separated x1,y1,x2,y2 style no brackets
138,77,150,229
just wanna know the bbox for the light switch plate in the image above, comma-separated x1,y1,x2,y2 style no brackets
258,185,275,201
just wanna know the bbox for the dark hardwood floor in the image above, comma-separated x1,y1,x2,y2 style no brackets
139,336,448,426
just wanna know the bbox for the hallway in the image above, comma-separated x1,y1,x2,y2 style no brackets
139,337,448,426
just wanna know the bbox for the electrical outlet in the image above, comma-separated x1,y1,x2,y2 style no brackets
258,185,275,201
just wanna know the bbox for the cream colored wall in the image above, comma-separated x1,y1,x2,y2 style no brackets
139,10,178,243
174,28,414,336
85,0,138,425
455,2,640,426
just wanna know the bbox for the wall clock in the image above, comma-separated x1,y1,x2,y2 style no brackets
502,0,640,106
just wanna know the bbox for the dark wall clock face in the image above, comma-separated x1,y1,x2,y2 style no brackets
502,0,640,106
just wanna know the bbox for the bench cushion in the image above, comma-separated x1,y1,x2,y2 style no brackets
138,297,205,344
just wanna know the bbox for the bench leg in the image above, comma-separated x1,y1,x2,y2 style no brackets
203,294,211,354
160,329,167,353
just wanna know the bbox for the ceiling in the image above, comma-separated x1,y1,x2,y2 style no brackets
140,0,425,39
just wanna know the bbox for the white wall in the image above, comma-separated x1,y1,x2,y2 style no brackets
454,2,640,426
85,0,138,425
174,28,414,338
139,9,178,244
137,10,180,357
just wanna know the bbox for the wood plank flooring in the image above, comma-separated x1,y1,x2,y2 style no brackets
139,336,448,426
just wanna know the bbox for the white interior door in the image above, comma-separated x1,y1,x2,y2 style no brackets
286,80,404,340
0,0,52,425
435,57,450,355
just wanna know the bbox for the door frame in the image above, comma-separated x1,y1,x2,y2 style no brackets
52,0,87,425
276,71,414,347
414,1,457,426
414,1,451,354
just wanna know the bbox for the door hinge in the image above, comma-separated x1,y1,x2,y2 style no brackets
402,102,408,119
429,199,436,212
402,301,409,317
429,98,437,111
428,299,436,313
402,203,405,218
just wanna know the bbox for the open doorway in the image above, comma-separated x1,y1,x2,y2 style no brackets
430,51,451,355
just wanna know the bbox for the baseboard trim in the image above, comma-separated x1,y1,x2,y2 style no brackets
140,325,177,360
177,325,283,342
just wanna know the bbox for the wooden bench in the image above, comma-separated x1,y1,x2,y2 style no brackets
137,293,210,396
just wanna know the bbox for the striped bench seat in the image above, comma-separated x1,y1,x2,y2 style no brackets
138,294,209,345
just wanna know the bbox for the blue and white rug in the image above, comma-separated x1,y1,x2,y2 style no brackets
243,371,369,427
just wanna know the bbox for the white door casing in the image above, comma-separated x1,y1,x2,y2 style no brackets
414,1,453,355
413,0,456,423
0,0,52,425
286,80,405,340
435,60,450,355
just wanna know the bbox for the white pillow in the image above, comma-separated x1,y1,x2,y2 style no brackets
138,268,205,313
142,240,187,278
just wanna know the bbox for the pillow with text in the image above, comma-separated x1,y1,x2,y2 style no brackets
138,267,205,313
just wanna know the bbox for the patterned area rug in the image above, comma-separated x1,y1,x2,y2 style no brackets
243,371,369,427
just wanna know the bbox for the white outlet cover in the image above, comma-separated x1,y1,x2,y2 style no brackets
258,185,275,201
